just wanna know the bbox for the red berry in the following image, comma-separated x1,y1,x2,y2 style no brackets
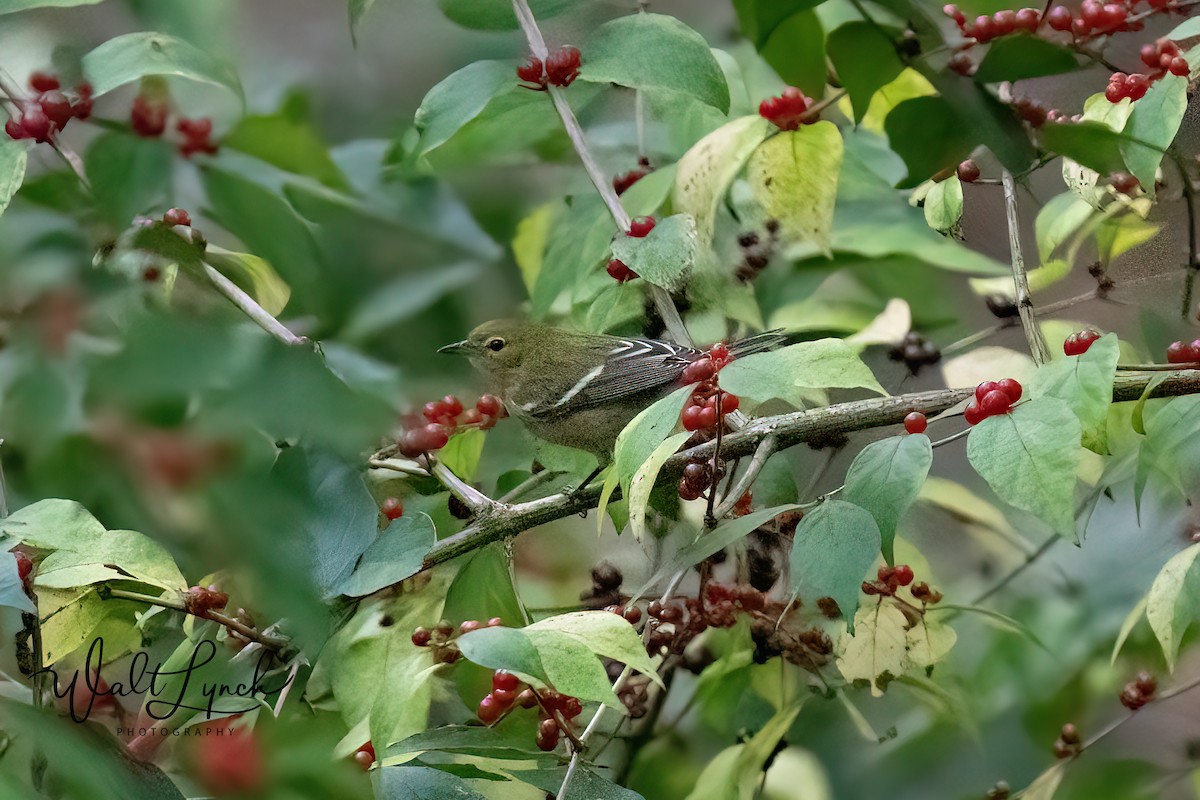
957,159,980,183
628,216,656,238
1047,5,1072,30
353,742,375,770
948,53,973,76
142,266,161,282
1098,3,1126,31
20,107,52,143
1080,0,1102,27
709,341,731,363
487,616,502,626
461,408,483,426
681,404,706,432
1141,44,1160,68
38,91,73,128
29,72,59,92
517,55,545,88
1166,341,1190,363
1064,329,1100,356
177,117,213,138
4,118,26,140
460,619,481,633
476,394,502,416
442,395,464,417
1135,671,1157,694
545,46,581,87
195,729,265,795
14,551,33,581
624,606,642,624
979,389,1012,416
975,380,1001,403
493,670,520,692
1015,8,1040,30
477,694,502,724
998,378,1022,403
972,15,995,42
163,207,192,227
1169,57,1190,77
421,423,451,451
696,406,717,431
893,564,915,586
1126,74,1150,100
944,3,966,25
904,412,927,434
559,696,583,718
680,358,716,384
613,167,649,195
993,9,1016,35
411,626,431,646
1105,82,1126,104
719,392,740,414
963,403,985,425
131,95,168,137
381,497,404,520
423,402,447,423
606,258,638,283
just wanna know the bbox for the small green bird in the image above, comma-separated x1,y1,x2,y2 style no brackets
439,320,785,461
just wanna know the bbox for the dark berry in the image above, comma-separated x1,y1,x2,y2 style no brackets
411,627,431,647
903,412,927,434
545,46,581,87
957,159,980,183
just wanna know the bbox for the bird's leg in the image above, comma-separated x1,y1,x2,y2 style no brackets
562,464,605,517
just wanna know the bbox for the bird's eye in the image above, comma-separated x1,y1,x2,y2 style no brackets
486,337,506,352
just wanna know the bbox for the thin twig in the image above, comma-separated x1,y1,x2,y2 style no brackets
499,469,563,503
1170,152,1198,316
713,435,776,519
0,438,8,519
1002,169,1050,365
202,263,307,346
510,0,690,346
413,370,1200,574
429,460,497,514
103,587,291,651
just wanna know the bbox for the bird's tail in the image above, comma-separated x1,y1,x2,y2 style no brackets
728,329,789,358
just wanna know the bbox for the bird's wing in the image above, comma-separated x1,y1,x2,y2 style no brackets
522,337,697,419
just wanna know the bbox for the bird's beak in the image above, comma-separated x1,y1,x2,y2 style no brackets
438,340,470,355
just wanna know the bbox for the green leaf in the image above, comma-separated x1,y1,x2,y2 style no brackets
1121,75,1187,194
81,32,243,100
609,213,698,291
0,0,102,13
598,386,692,526
435,0,571,31
746,122,843,253
904,614,957,669
788,500,881,628
85,133,173,229
35,528,186,592
511,767,647,800
0,138,27,220
0,552,35,614
628,431,690,541
338,513,436,598
684,702,803,800
439,428,486,482
973,34,1080,82
731,0,823,47
759,11,827,99
580,13,729,113
1111,596,1148,665
1140,396,1200,499
885,95,977,187
929,604,1049,653
524,628,621,708
827,22,904,122
528,611,660,683
223,109,350,190
1131,373,1170,435
1031,333,1119,453
0,499,106,549
674,115,773,245
442,546,526,635
389,725,550,761
1168,16,1200,39
922,176,962,234
1147,544,1200,670
374,766,487,800
1041,121,1128,175
204,245,291,316
1095,213,1159,263
966,398,1082,540
457,625,550,687
842,435,932,564
1035,191,1096,262
719,339,887,407
414,60,516,157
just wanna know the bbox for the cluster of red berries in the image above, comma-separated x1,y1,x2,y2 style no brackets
702,582,772,628
734,220,780,283
183,584,230,616
1166,339,1200,364
888,331,942,375
963,378,1022,425
1140,36,1190,76
1052,722,1082,758
397,394,506,458
678,341,739,434
1119,670,1157,710
516,46,581,91
352,741,375,771
758,87,816,131
476,670,583,751
903,412,927,434
1105,71,1153,102
861,564,915,596
4,73,92,144
380,497,404,520
613,156,652,196
130,91,218,157
944,4,1042,44
1047,1,1142,35
1063,329,1102,356
644,595,712,655
411,617,503,664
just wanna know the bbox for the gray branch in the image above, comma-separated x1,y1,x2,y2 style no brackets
1001,169,1051,365
413,369,1200,574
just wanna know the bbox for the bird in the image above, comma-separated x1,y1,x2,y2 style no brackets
439,320,786,463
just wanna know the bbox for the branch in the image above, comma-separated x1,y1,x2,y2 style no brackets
102,587,291,652
1001,169,1051,365
0,438,7,519
410,369,1200,574
429,460,497,514
712,435,776,519
510,0,691,347
202,262,308,347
